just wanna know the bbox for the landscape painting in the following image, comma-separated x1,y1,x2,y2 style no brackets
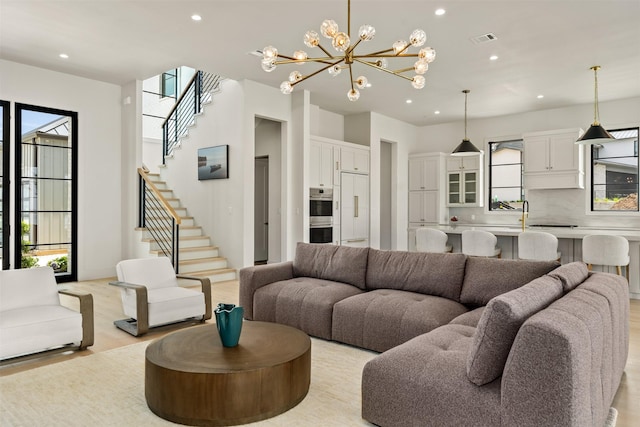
198,145,228,180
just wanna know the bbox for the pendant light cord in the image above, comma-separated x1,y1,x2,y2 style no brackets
592,65,600,126
463,89,470,140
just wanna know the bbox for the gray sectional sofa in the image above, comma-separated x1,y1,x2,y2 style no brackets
239,243,629,427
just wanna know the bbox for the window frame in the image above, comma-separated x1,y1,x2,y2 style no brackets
487,138,525,212
589,126,639,213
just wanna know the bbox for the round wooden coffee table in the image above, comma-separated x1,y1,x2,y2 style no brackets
145,321,311,426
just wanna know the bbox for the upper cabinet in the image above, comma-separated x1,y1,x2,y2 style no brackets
310,136,370,188
340,145,369,174
409,155,441,191
523,128,584,189
309,139,336,188
445,153,483,207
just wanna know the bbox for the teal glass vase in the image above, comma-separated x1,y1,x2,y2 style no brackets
214,303,244,347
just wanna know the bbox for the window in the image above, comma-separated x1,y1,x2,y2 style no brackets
591,127,639,212
161,69,178,98
488,140,524,211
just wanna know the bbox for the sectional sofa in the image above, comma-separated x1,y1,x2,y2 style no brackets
239,243,629,426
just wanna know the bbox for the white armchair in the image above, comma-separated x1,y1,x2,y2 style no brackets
0,267,94,360
109,257,212,336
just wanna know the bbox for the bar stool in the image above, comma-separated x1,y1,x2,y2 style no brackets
582,234,630,279
518,231,561,262
416,228,452,253
462,230,501,258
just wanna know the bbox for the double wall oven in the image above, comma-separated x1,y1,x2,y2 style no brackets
309,188,333,244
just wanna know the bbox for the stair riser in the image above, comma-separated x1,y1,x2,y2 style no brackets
149,238,210,250
208,271,237,283
180,259,228,273
180,248,219,260
147,207,187,216
143,228,201,238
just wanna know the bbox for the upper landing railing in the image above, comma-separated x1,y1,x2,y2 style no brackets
161,70,221,164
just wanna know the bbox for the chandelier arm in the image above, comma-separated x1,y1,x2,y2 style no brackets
392,66,415,74
355,53,419,59
353,58,414,82
395,44,410,56
317,43,335,59
357,47,395,56
347,0,351,37
291,59,345,87
345,38,362,57
275,57,338,65
349,64,355,91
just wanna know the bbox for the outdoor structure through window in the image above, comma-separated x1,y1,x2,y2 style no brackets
488,139,524,211
591,127,639,212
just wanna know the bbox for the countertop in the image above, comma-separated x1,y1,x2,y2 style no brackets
418,224,640,241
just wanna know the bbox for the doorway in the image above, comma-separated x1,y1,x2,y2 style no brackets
1,100,9,269
14,103,78,282
254,156,269,264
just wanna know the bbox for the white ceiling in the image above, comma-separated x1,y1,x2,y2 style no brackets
1,0,639,126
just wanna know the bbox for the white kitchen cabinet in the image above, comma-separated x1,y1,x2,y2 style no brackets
340,145,369,174
523,128,584,189
446,155,480,172
409,155,441,191
341,172,369,246
445,153,483,207
409,191,439,224
309,139,335,188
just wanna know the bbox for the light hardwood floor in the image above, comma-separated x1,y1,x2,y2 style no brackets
1,278,639,426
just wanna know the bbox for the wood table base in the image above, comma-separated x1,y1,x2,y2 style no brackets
145,321,311,426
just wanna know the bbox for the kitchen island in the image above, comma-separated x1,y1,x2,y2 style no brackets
408,224,640,298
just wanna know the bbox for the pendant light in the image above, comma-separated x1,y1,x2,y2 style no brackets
576,65,614,144
452,89,481,156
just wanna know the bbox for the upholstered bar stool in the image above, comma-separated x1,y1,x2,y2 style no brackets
518,231,561,262
582,234,630,279
416,228,453,253
461,230,501,258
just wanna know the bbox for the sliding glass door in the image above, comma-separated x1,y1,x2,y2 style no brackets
14,104,77,282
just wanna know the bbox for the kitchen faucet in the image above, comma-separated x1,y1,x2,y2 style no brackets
521,200,529,232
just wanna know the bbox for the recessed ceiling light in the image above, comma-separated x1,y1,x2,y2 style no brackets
435,8,446,16
434,110,441,115
537,94,544,99
489,55,498,61
191,14,202,21
406,99,413,104
59,53,69,59
365,83,372,88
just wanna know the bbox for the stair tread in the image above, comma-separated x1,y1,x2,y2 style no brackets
187,268,236,276
142,235,210,243
180,245,218,252
179,257,226,265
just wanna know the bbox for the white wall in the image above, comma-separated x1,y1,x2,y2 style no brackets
0,60,123,279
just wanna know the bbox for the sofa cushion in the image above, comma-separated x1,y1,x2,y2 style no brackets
460,257,559,306
466,275,563,386
547,261,589,292
332,289,469,352
0,305,82,359
292,243,369,290
362,324,501,427
253,277,363,340
449,306,486,327
365,249,467,301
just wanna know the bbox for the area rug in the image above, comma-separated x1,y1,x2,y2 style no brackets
0,338,377,426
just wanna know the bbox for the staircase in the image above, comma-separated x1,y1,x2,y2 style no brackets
137,173,236,284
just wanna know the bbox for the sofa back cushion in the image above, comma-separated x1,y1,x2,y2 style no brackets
466,275,563,385
460,257,559,306
547,261,589,292
365,249,467,301
0,267,60,311
293,243,369,290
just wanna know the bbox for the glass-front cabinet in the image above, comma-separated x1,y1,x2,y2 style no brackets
446,154,483,207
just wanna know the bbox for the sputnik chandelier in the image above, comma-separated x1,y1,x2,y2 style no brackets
260,0,436,101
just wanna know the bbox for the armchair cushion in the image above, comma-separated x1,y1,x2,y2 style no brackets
121,286,206,327
116,257,179,290
0,267,60,310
